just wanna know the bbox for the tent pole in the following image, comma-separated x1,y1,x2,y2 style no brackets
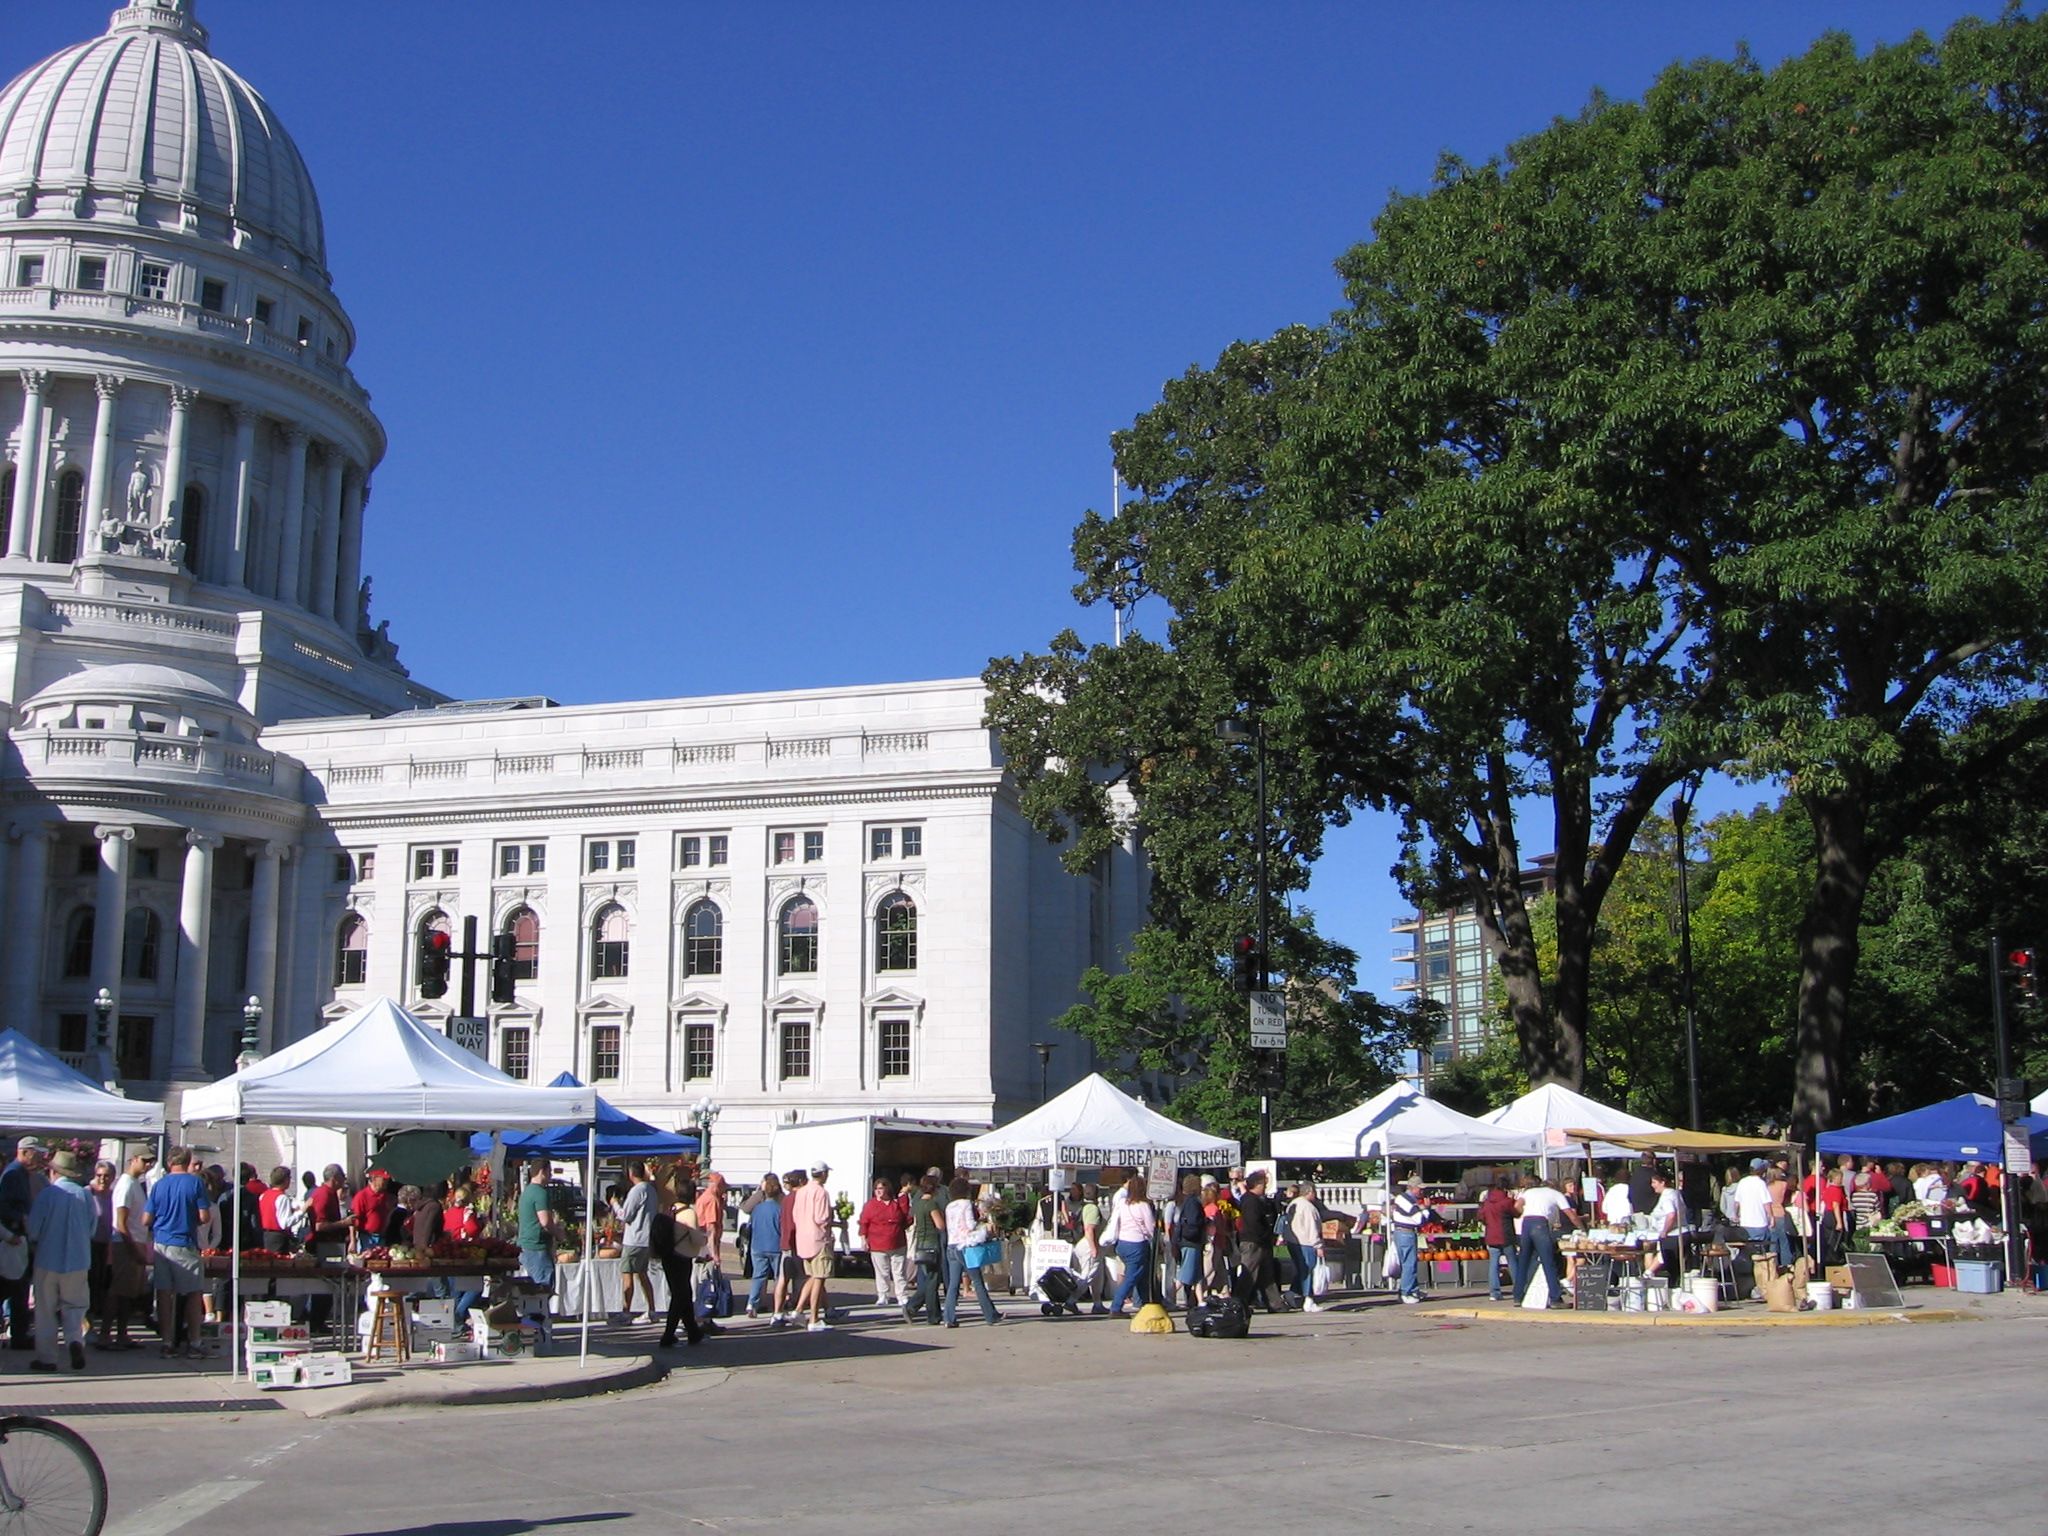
581,1124,595,1368
231,1123,242,1380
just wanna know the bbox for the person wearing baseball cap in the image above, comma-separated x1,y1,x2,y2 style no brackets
26,1150,96,1371
1387,1172,1432,1305
350,1166,398,1250
2,1136,48,1350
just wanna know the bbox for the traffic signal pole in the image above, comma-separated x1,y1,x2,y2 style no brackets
460,914,479,1018
1254,719,1271,1162
1991,934,2025,1280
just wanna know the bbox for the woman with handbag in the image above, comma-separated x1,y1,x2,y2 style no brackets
653,1184,707,1349
1282,1181,1325,1312
942,1177,1002,1327
1103,1175,1156,1316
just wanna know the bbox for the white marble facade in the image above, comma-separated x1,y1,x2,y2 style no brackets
0,3,1138,1171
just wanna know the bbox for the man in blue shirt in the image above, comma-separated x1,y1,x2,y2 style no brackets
145,1146,214,1358
26,1149,96,1372
1,1135,48,1350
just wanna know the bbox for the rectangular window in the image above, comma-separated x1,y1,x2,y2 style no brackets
679,836,701,868
683,1023,715,1082
76,256,107,292
588,840,610,873
337,942,368,988
199,277,226,313
773,832,795,865
135,849,159,880
500,844,521,877
116,1016,154,1080
870,827,893,861
590,1023,622,1083
707,834,727,867
334,853,353,884
357,851,375,880
414,848,435,881
253,296,273,326
616,839,636,871
295,316,313,345
803,831,823,863
15,255,44,286
137,261,171,301
779,1019,811,1081
440,847,458,877
901,826,922,858
501,1026,530,1082
879,1018,911,1080
57,1013,88,1056
76,844,98,877
527,843,546,874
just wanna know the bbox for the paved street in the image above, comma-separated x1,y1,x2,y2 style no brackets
17,1292,2045,1536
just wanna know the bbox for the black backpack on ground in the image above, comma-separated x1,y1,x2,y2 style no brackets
1187,1296,1250,1339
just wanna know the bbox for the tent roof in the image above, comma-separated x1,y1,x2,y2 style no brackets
1816,1093,2048,1166
953,1073,1239,1169
0,1029,163,1136
1565,1128,1790,1155
179,996,594,1128
472,1072,698,1158
1480,1082,1667,1159
1273,1083,1541,1162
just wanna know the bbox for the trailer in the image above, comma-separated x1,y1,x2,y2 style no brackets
765,1115,985,1258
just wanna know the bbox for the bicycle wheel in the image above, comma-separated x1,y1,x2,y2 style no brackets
0,1416,107,1536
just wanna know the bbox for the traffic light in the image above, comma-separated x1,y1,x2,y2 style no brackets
489,931,517,1005
1230,935,1259,995
417,926,452,999
2005,946,2040,1005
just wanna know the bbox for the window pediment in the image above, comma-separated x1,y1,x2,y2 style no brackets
576,992,633,1025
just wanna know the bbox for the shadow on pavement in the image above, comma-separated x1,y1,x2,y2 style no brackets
339,1517,632,1536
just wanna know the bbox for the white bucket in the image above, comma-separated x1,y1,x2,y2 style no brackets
1806,1281,1835,1311
1688,1276,1721,1313
1621,1277,1645,1313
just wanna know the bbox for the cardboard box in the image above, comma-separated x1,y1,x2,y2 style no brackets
253,1361,304,1389
411,1299,456,1331
247,1324,310,1344
243,1302,292,1327
431,1341,483,1362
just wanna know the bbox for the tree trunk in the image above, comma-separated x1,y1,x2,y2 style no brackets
1791,790,1874,1141
1547,873,1591,1092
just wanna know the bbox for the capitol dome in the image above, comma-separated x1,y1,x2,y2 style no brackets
0,1,325,276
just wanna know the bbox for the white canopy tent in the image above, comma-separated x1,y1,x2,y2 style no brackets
0,1028,164,1136
1272,1082,1541,1162
953,1073,1240,1169
1479,1082,1668,1164
179,996,598,1370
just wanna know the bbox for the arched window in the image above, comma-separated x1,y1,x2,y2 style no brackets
61,907,95,978
121,907,160,981
52,470,84,562
778,896,818,976
0,466,14,552
683,900,722,978
335,913,368,986
591,903,629,980
875,892,917,972
506,906,540,981
181,483,204,574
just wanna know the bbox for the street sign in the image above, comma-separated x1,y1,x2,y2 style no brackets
1249,991,1287,1050
446,1014,489,1059
2005,1123,2035,1178
1146,1152,1177,1201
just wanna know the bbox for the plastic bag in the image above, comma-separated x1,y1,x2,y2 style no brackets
1311,1259,1332,1297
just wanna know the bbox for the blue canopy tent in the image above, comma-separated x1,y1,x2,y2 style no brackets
470,1072,699,1160
1816,1092,2048,1165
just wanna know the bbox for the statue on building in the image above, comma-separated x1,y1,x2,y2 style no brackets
354,576,409,674
95,457,182,564
125,459,154,523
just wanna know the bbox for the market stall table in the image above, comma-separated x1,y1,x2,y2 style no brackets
206,1254,360,1348
552,1257,673,1316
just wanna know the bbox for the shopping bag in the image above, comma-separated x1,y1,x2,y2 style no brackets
1311,1259,1332,1297
1521,1266,1552,1309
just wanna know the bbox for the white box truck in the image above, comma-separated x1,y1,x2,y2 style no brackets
765,1116,985,1257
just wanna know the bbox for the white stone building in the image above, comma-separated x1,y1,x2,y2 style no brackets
0,2,1138,1173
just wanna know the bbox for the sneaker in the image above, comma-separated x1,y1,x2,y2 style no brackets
745,1304,758,1319
1303,1299,1322,1313
1399,1294,1422,1305
806,1320,830,1333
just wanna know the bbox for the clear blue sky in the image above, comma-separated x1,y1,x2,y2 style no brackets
10,1,2004,998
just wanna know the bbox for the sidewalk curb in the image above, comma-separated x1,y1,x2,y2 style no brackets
294,1352,674,1417
1427,1304,1974,1328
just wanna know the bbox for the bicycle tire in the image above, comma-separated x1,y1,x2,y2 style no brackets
0,1415,108,1536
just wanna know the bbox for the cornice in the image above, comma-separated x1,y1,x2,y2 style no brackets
0,782,307,831
310,778,1004,832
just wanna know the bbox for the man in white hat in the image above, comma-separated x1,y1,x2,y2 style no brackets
1387,1172,1431,1305
26,1149,96,1371
1,1135,48,1350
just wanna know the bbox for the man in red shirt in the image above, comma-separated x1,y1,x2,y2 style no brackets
349,1168,398,1249
305,1165,351,1255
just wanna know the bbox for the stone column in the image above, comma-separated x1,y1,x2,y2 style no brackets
312,447,344,621
160,385,195,554
338,472,367,640
276,427,308,606
85,374,123,533
170,831,221,1080
7,370,48,558
246,841,287,1051
88,825,135,1029
0,825,53,1033
227,404,258,589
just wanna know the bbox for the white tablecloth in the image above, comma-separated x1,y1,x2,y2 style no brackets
552,1258,672,1315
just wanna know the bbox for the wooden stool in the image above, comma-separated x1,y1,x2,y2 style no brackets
363,1291,411,1363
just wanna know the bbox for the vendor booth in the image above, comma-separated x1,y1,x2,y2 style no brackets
0,1027,164,1137
953,1073,1239,1170
179,996,598,1371
472,1070,698,1163
1481,1082,1667,1165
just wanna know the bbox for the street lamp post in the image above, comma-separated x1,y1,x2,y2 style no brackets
1218,711,1273,1158
92,986,116,1088
692,1095,721,1173
238,996,264,1070
1029,1042,1058,1105
1670,789,1702,1130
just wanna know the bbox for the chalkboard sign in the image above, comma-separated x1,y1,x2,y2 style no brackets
1573,1255,1615,1312
1844,1252,1904,1310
